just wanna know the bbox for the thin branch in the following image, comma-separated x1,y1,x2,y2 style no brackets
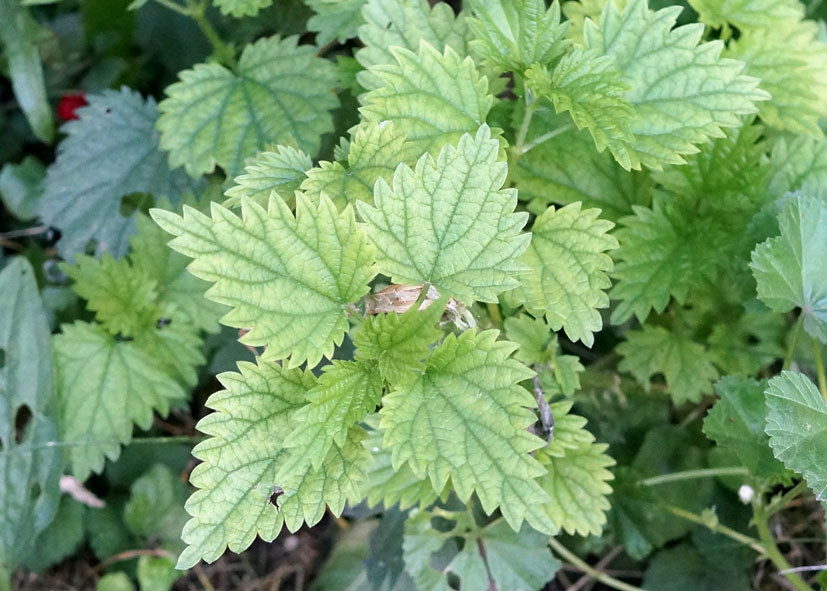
548,537,645,591
641,467,749,486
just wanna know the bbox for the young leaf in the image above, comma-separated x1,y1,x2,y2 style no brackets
768,136,827,198
355,0,468,90
0,258,61,576
509,202,618,348
152,194,376,368
359,43,494,163
124,464,189,549
157,36,339,176
213,0,271,17
54,322,189,480
36,89,193,259
357,126,529,304
688,0,803,30
583,0,768,170
618,325,718,404
503,313,556,365
750,195,827,343
467,0,569,73
307,0,367,45
703,376,787,480
765,371,827,500
380,330,556,534
223,146,312,209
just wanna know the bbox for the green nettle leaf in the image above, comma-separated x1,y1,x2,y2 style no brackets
278,361,383,471
504,313,556,365
467,0,569,73
307,0,367,45
152,194,376,368
726,20,827,137
582,0,768,170
54,322,189,481
703,376,787,480
355,0,468,90
380,330,556,534
750,195,827,343
0,258,61,579
0,156,45,221
157,35,340,177
509,202,618,348
302,121,407,206
212,0,271,17
223,146,312,209
359,43,494,163
124,464,189,549
618,325,718,404
688,0,803,30
358,126,529,304
37,89,194,259
526,49,635,170
353,298,445,384
768,136,827,198
765,372,827,500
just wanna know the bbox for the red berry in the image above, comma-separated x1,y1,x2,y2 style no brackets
57,93,88,121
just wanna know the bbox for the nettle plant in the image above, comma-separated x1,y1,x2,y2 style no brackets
3,0,827,588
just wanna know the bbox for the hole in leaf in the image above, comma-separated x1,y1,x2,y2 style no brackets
120,192,154,217
269,487,284,508
0,348,5,369
430,515,456,533
156,317,172,329
14,405,33,444
31,482,41,499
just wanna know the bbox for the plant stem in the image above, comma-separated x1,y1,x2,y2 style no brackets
784,314,804,370
505,101,538,186
812,338,827,401
152,0,190,16
520,123,574,154
753,505,814,591
664,505,766,554
548,537,645,591
765,481,811,518
641,467,749,486
486,302,503,329
188,0,235,65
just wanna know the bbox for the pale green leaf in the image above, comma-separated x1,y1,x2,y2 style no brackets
0,258,61,574
768,136,827,198
583,0,768,170
765,371,827,499
54,322,188,480
302,121,407,206
223,145,312,209
503,313,556,365
750,195,827,343
36,89,193,259
726,20,827,136
618,325,718,404
380,330,556,533
703,376,787,480
213,0,271,17
357,126,529,304
355,0,468,90
307,0,367,45
137,556,181,591
689,0,803,30
353,298,444,384
124,464,189,548
561,0,626,44
359,42,494,163
151,194,376,368
158,36,339,176
510,202,617,347
467,0,569,72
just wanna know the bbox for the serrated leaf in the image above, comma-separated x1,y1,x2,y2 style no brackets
307,0,367,45
213,0,271,17
726,20,827,136
750,195,827,343
152,194,376,368
177,361,314,568
510,202,617,347
357,126,529,304
689,0,803,30
0,258,61,576
467,0,569,73
355,0,468,90
54,322,188,480
359,42,494,163
223,145,312,209
380,330,556,534
503,313,555,365
583,0,768,170
353,297,445,384
768,136,827,198
124,464,189,549
703,376,787,480
36,89,193,259
765,371,827,500
302,121,407,206
618,325,718,404
526,49,636,170
279,361,382,471
158,35,339,177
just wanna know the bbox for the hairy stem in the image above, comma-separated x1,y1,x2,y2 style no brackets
765,481,811,518
753,505,813,591
520,123,574,154
664,505,765,554
641,467,749,486
783,314,804,371
812,338,827,401
548,537,645,591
